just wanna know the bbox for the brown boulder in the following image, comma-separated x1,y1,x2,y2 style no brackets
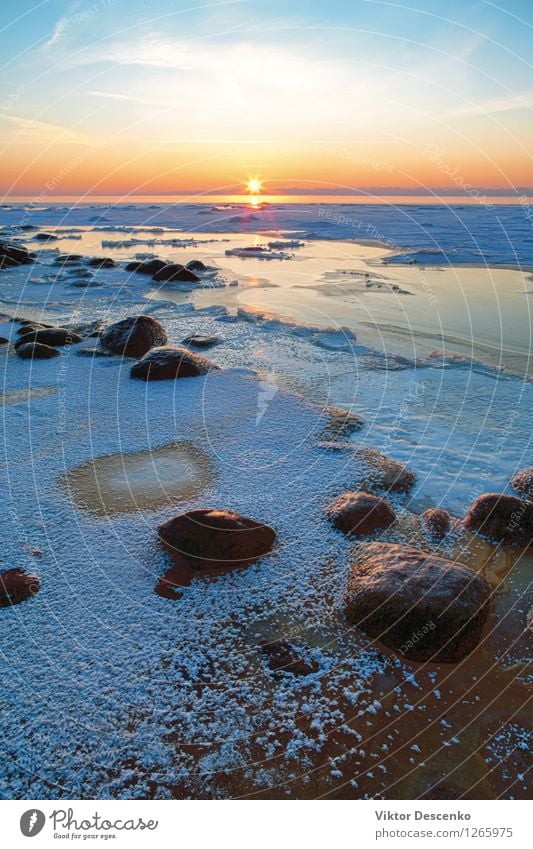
14,328,82,349
153,264,200,283
156,508,276,595
422,507,451,539
325,491,395,536
464,493,533,548
181,333,222,349
17,342,60,360
510,468,533,501
0,568,40,607
100,315,168,357
130,345,216,381
344,542,491,662
0,336,8,344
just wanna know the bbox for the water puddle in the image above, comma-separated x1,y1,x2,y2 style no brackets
0,386,57,405
64,441,214,516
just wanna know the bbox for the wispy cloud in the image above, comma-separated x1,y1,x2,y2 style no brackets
0,112,92,145
450,90,533,116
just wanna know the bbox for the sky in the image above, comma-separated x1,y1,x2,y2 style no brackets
0,0,532,197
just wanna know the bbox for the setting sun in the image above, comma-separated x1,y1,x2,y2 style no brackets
246,178,262,194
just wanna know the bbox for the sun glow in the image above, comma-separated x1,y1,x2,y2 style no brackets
246,178,262,194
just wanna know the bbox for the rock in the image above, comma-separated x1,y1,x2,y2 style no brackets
16,321,53,335
35,232,58,241
14,328,82,349
344,542,491,662
510,468,533,501
186,259,207,271
181,333,222,349
156,508,276,596
318,442,415,492
153,264,200,283
0,336,9,344
130,345,216,381
0,241,34,269
87,257,116,268
17,342,60,360
259,640,318,676
100,315,168,357
325,491,395,536
422,507,451,539
126,258,166,275
54,254,83,264
76,346,114,358
321,405,365,438
464,493,533,548
0,568,40,607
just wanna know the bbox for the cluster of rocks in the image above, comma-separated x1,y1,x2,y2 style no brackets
125,258,206,284
0,241,34,269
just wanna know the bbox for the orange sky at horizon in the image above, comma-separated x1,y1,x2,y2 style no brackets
1,135,531,198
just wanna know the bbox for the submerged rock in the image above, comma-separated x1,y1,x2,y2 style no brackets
153,264,200,283
465,493,533,548
100,315,168,357
17,342,60,360
16,321,53,335
181,333,222,349
321,405,365,438
259,640,318,676
318,442,415,492
344,542,491,662
422,507,451,539
156,508,276,596
130,345,216,381
54,254,83,264
510,468,533,501
325,491,395,536
14,328,82,349
0,336,8,344
87,257,117,268
0,241,34,269
0,568,40,607
186,259,207,271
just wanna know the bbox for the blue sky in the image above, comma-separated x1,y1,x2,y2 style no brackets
0,1,531,194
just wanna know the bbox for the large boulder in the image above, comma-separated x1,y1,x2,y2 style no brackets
17,342,60,360
100,315,168,357
0,568,40,607
15,328,82,349
156,508,276,596
0,241,34,269
153,264,200,283
325,491,395,536
464,493,533,548
130,345,216,381
510,468,533,501
344,542,491,662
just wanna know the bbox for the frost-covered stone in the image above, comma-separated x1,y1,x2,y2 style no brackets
325,491,395,536
344,542,491,662
422,507,451,539
130,345,216,381
100,315,168,357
